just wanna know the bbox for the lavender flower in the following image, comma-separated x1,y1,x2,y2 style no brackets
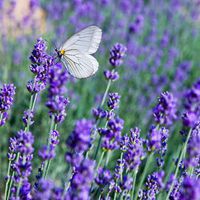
141,171,164,200
0,84,16,126
107,92,121,110
46,63,69,124
10,130,34,199
22,109,34,126
100,116,124,150
183,79,200,127
95,167,112,186
109,43,127,67
123,128,145,171
67,119,93,153
153,91,177,126
185,123,200,168
165,174,180,200
33,179,54,200
147,126,169,155
66,159,95,200
179,176,200,200
104,70,119,81
38,130,59,161
27,38,54,94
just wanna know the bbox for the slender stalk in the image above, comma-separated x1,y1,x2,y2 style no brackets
93,135,102,160
165,128,192,200
131,168,138,199
96,151,105,171
105,150,111,167
113,192,117,200
134,152,153,200
100,79,111,107
85,79,112,158
4,159,11,200
43,116,56,178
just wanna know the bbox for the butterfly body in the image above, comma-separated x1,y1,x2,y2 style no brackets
56,26,102,79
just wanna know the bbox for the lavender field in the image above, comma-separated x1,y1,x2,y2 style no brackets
1,0,200,199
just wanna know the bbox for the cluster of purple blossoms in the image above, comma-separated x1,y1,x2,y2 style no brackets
32,179,63,200
0,84,16,126
107,92,121,110
95,167,112,187
104,43,127,81
108,159,133,196
109,43,127,67
46,63,69,124
38,130,60,161
10,130,34,199
66,119,93,166
93,92,120,121
27,38,54,94
122,128,145,171
182,79,200,127
147,126,169,152
99,117,124,150
165,174,181,200
66,159,95,200
179,176,200,200
129,14,144,34
185,123,200,168
141,171,164,200
153,91,177,126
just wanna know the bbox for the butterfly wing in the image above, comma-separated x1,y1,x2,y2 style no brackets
62,50,99,79
61,26,102,54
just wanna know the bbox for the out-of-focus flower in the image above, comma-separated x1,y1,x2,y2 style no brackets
67,119,93,153
185,123,200,168
95,167,112,186
66,119,93,167
66,159,95,200
153,91,177,126
0,84,16,126
46,63,69,124
129,15,144,34
109,43,127,67
179,176,200,200
182,79,200,127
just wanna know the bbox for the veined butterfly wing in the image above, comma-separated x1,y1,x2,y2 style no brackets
60,26,102,79
61,26,102,54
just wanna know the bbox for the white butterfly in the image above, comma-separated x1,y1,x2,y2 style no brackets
56,26,102,79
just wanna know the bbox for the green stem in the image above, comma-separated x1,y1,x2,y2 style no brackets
113,192,117,200
105,150,111,167
100,79,111,107
96,151,105,171
165,128,192,200
134,152,153,200
43,116,57,178
4,159,12,200
85,80,112,159
131,168,138,199
93,135,102,160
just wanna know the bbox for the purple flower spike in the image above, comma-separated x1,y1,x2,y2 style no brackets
179,176,200,200
153,91,177,126
109,43,127,67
